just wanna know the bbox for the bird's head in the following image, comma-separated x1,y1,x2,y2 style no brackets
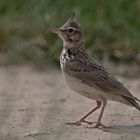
48,15,84,48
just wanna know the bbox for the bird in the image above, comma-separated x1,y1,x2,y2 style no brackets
48,14,140,128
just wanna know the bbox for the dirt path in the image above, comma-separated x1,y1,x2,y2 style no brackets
0,66,140,140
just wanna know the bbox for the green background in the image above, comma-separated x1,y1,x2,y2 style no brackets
0,0,140,75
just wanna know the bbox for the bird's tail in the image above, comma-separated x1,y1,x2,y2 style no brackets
134,97,140,102
122,96,140,111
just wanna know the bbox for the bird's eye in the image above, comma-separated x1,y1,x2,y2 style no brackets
68,27,75,33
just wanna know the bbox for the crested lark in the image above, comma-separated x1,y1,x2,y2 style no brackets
48,15,140,128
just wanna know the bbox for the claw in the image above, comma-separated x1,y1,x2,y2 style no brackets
66,121,81,126
66,119,94,126
86,122,111,129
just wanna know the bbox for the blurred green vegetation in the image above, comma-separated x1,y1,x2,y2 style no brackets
0,0,140,75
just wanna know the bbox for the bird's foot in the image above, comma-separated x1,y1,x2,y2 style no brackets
66,119,94,126
86,122,111,129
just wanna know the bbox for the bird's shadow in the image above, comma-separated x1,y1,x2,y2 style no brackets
101,124,140,136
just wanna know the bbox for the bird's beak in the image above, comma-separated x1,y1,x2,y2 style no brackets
48,28,60,34
48,28,65,34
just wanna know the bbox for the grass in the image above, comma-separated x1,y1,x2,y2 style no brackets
0,0,140,72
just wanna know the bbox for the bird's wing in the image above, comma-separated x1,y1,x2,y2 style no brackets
65,59,137,100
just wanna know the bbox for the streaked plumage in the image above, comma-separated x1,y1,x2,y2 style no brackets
48,15,140,128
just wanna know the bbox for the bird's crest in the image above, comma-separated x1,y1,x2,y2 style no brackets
61,13,81,30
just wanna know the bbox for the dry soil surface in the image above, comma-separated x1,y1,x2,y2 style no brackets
0,66,140,140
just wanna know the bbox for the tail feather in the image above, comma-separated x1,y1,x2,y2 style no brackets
135,97,140,102
122,96,140,111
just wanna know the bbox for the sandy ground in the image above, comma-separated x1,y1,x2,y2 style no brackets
0,65,140,140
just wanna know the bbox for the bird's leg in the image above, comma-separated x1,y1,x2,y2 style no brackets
66,101,102,126
88,99,108,128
